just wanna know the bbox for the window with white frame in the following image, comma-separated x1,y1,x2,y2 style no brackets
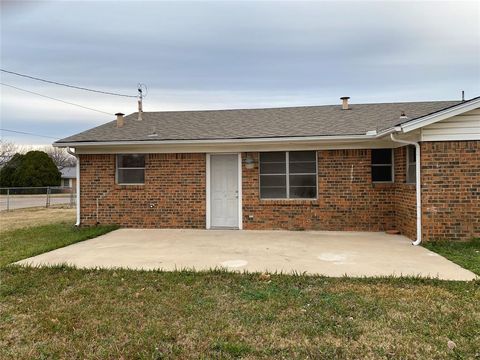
406,145,416,184
116,154,145,184
371,149,393,182
259,151,317,199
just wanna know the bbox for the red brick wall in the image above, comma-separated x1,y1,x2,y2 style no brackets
394,147,417,239
79,153,206,228
77,142,479,241
242,150,396,231
389,142,480,241
421,141,480,240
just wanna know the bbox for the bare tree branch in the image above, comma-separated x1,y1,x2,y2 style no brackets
41,146,77,169
0,139,19,167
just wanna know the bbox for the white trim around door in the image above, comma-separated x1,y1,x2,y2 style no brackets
206,153,242,230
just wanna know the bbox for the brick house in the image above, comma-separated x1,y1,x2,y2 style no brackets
55,96,480,243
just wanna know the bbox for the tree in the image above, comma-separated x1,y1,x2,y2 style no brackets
0,153,23,187
42,146,76,169
0,151,61,187
0,140,18,167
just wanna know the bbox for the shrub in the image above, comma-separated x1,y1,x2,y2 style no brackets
0,151,61,187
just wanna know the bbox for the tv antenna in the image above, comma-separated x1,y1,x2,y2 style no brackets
137,83,147,120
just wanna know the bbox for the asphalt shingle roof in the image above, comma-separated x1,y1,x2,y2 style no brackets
60,166,76,178
56,100,461,143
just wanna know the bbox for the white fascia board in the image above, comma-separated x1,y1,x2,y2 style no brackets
375,127,397,138
72,140,398,154
399,98,480,133
53,134,376,148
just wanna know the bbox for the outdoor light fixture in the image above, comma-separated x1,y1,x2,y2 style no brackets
244,155,255,169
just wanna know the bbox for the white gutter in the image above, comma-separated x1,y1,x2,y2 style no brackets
390,133,421,246
66,147,80,226
53,134,378,148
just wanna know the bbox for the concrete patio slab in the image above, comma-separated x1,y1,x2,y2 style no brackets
16,229,477,281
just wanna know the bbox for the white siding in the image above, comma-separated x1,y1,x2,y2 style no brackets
421,108,480,141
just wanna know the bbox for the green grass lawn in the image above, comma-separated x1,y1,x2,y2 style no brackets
0,220,479,359
0,222,118,267
424,238,480,275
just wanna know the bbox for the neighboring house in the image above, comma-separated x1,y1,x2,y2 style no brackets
60,166,76,189
54,96,480,242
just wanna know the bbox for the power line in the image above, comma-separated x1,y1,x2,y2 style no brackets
1,69,137,98
1,82,114,115
0,128,59,140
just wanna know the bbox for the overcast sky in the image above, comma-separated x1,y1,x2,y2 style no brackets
1,0,479,145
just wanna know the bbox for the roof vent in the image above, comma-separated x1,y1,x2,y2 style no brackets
340,96,350,110
115,113,125,128
148,126,158,137
399,111,409,120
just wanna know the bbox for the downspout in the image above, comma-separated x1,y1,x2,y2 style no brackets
66,147,80,226
390,133,421,245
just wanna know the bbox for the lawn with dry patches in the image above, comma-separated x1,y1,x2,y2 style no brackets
1,212,479,359
1,268,479,359
0,206,75,232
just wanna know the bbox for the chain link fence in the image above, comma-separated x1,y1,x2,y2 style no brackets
0,187,76,211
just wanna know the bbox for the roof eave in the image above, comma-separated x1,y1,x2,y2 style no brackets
53,134,382,148
397,97,480,133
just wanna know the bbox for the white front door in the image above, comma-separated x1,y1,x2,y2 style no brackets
210,154,239,228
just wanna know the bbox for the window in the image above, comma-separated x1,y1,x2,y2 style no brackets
260,151,317,199
62,178,70,187
371,149,393,182
406,145,416,184
259,152,286,198
116,154,145,184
